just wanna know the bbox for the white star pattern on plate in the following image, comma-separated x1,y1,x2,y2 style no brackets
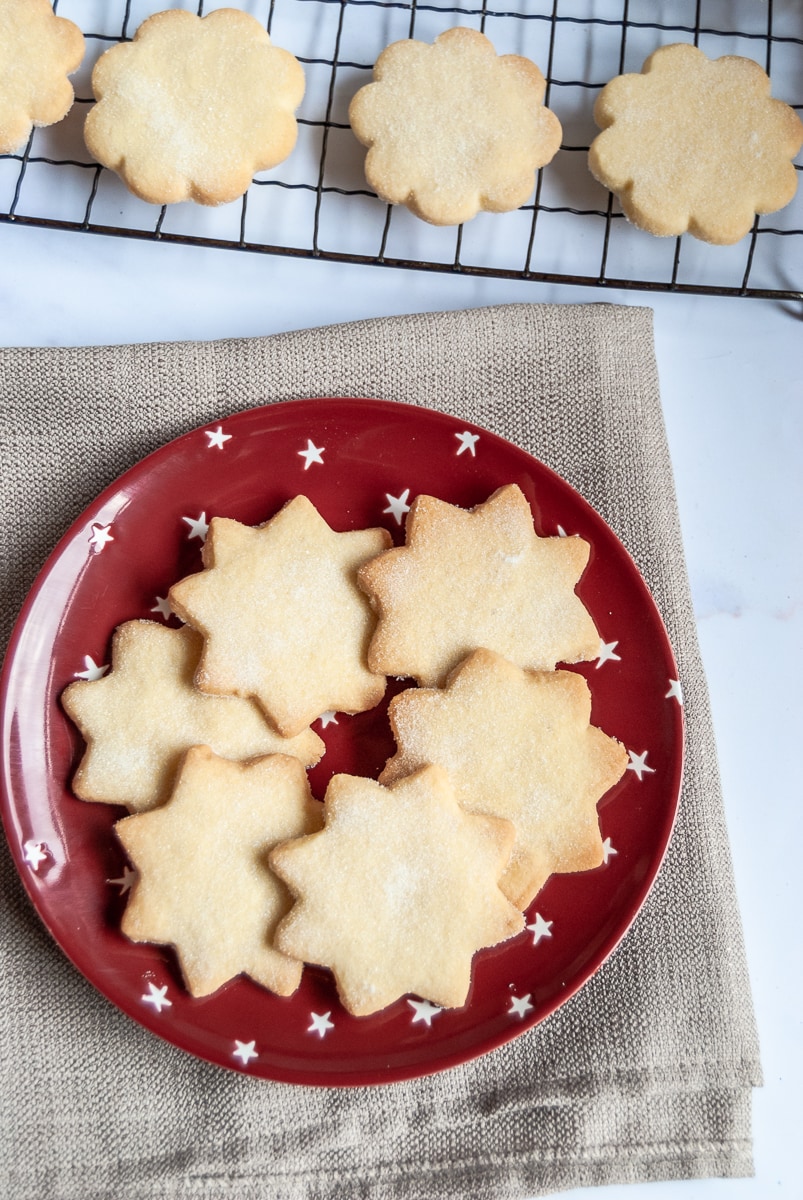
298,439,325,469
108,866,138,894
23,840,48,870
318,711,339,728
454,430,479,457
508,993,534,1019
526,913,553,945
205,426,232,450
182,512,209,542
150,595,172,619
232,1040,258,1065
602,837,618,864
665,679,684,704
88,523,114,553
596,639,621,668
627,749,656,781
384,489,411,525
142,982,172,1013
74,655,108,681
308,1011,334,1038
408,998,441,1026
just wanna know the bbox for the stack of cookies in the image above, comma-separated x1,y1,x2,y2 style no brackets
63,484,627,1017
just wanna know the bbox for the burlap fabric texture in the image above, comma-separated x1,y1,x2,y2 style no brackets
0,303,761,1199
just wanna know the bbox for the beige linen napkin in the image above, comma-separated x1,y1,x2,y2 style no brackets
0,304,760,1200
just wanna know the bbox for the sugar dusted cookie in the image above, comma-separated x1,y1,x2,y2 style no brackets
0,0,84,154
588,42,803,244
62,620,323,812
349,26,562,225
381,649,628,908
169,496,392,738
115,747,322,998
358,484,599,687
83,8,305,206
270,765,523,1016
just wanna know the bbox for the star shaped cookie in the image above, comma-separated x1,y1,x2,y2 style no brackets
270,765,523,1015
357,484,599,687
115,747,323,998
168,496,391,737
380,649,628,908
0,0,84,154
62,620,323,812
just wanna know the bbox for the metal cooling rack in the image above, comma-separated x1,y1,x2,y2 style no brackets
2,0,802,299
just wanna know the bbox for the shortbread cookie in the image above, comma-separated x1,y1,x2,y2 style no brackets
270,765,523,1016
381,649,628,908
588,42,803,244
358,484,599,687
84,8,305,206
169,496,391,738
349,26,562,225
0,0,84,154
115,747,322,998
62,621,324,812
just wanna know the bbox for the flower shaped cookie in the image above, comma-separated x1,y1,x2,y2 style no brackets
0,0,84,155
349,26,562,225
588,42,803,244
84,8,305,206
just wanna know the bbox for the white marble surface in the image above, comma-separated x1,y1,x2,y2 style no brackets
0,213,801,1200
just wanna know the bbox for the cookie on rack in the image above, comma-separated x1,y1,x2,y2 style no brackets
83,8,305,206
348,26,562,226
357,483,599,687
0,0,84,155
270,764,523,1016
588,42,803,244
381,648,628,909
168,496,391,738
62,620,324,813
115,746,323,998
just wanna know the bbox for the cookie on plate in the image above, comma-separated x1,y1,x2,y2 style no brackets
358,483,599,687
588,42,803,244
0,0,84,154
169,496,391,738
349,26,562,225
381,648,628,908
83,7,305,206
115,746,323,998
62,620,324,813
270,764,523,1016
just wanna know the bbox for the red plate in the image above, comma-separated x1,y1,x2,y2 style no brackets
0,398,683,1086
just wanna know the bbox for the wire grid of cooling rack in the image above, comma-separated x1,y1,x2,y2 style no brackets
1,0,802,299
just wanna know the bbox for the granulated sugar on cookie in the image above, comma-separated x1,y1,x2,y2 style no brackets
0,0,84,154
83,7,304,206
115,746,323,998
588,42,803,244
381,648,628,909
358,483,599,687
349,26,562,226
62,620,323,813
169,496,391,738
270,765,523,1016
